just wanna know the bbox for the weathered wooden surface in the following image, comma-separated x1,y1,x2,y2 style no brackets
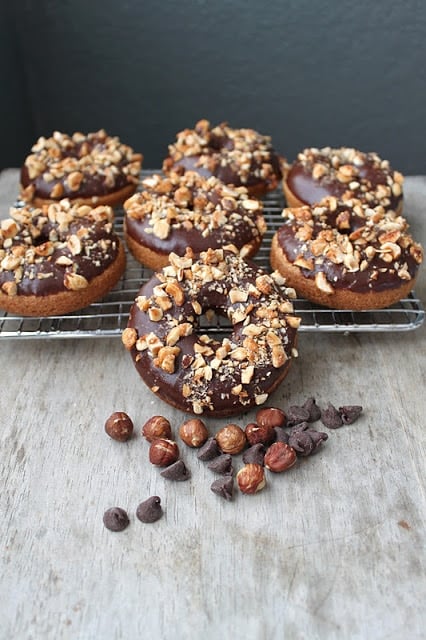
1,170,425,640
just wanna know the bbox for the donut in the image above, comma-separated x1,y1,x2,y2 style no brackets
0,199,126,316
122,247,300,417
283,147,403,213
20,129,142,207
123,171,266,270
270,197,423,310
163,119,285,196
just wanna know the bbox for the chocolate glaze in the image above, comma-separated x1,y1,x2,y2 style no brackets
127,250,298,416
20,131,141,202
21,163,130,201
0,205,121,297
286,149,402,211
169,153,282,191
126,214,261,257
124,173,265,257
163,121,283,192
276,203,420,293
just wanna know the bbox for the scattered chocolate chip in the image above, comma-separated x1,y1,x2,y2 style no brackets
136,496,163,523
210,476,234,501
288,423,328,456
242,443,266,466
321,403,344,429
103,507,130,532
197,437,220,461
207,454,233,475
160,459,191,481
303,397,322,422
274,426,289,444
287,405,311,426
339,405,363,424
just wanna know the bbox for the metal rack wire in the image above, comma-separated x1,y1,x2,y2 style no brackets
0,174,424,339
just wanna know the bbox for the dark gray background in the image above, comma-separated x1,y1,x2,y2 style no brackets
1,0,425,174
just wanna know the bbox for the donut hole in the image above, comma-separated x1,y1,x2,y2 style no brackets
195,308,232,341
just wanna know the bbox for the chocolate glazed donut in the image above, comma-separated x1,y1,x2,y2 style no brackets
0,200,126,316
122,247,300,417
270,197,423,310
20,129,142,207
163,120,285,197
123,171,266,269
283,147,403,214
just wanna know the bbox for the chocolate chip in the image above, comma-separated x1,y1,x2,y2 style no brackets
242,443,266,466
303,397,322,422
210,476,234,501
160,459,191,481
274,426,289,444
136,496,163,523
197,436,220,461
103,507,130,532
288,423,328,456
287,405,311,426
207,454,233,475
320,403,343,429
339,405,363,424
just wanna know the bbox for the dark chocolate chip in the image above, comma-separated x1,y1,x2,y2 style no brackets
303,397,322,422
287,405,311,427
160,459,191,481
321,403,344,429
211,476,234,501
197,437,220,461
339,405,363,424
274,426,289,444
207,454,233,475
242,443,266,466
136,496,163,523
103,507,130,532
288,423,328,456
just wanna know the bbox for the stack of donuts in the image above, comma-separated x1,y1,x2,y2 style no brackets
1,120,423,416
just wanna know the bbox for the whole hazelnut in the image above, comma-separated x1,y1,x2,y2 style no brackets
104,411,134,442
264,442,297,473
142,415,172,442
256,407,286,428
245,422,275,446
179,418,209,448
236,463,266,494
216,424,247,455
149,439,179,467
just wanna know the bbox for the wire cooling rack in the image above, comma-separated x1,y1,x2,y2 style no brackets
0,175,424,339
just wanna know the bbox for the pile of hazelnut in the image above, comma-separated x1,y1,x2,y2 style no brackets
104,399,362,515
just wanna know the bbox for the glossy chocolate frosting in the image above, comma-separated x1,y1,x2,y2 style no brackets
0,201,121,297
125,248,300,416
124,172,266,259
20,130,142,202
163,120,284,193
286,147,403,211
276,199,422,293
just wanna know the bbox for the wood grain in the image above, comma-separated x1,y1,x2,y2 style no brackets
1,170,425,639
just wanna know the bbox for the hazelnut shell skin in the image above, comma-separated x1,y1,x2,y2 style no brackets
256,407,287,429
179,418,209,448
104,412,134,442
148,438,180,467
264,442,297,472
236,463,266,494
245,422,275,446
216,424,247,455
142,416,172,442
